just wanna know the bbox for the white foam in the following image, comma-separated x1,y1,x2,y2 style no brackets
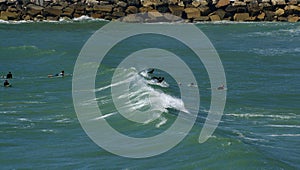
226,113,296,119
17,118,31,122
268,134,300,137
98,67,190,125
93,112,118,120
265,125,300,128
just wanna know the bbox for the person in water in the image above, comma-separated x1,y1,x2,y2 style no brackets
6,72,12,79
217,84,225,90
48,70,64,78
151,76,164,83
3,80,10,87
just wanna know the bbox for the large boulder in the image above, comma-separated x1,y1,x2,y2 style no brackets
209,14,221,21
184,7,200,19
287,15,299,22
126,0,140,6
233,13,249,21
0,11,19,20
215,0,230,8
94,5,113,12
247,3,261,16
257,12,265,20
26,4,43,16
62,7,74,17
215,9,226,19
44,6,63,16
169,5,184,17
275,8,285,16
0,4,7,11
199,5,210,16
121,14,144,22
125,6,138,14
271,0,286,6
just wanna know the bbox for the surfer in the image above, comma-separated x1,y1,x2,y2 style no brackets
48,70,64,78
3,80,10,87
188,83,198,87
6,72,12,79
151,76,164,83
217,84,225,90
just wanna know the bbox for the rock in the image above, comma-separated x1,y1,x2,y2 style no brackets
200,0,208,6
168,0,179,5
275,8,284,16
0,11,18,20
0,0,7,3
142,0,164,7
287,15,299,22
0,4,7,11
94,5,113,12
209,14,221,21
85,0,98,5
271,0,285,6
246,16,257,21
156,4,169,13
194,16,210,21
46,16,59,21
261,0,270,2
225,5,238,12
199,5,210,16
259,3,272,10
26,4,43,16
216,0,230,8
277,16,287,21
169,5,184,17
288,0,298,5
163,13,182,21
192,1,201,7
233,13,249,21
34,14,44,21
23,15,31,20
233,1,247,6
117,1,127,8
62,7,74,17
44,6,63,16
178,1,184,7
125,6,138,14
127,0,140,6
148,10,163,19
184,7,200,19
90,13,103,18
139,6,153,13
215,9,226,19
121,14,144,22
284,5,300,12
236,7,247,13
247,3,261,16
257,12,265,20
265,10,275,21
7,6,18,12
112,11,126,17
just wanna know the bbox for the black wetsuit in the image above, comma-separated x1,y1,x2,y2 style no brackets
151,76,164,83
4,81,9,86
6,73,12,79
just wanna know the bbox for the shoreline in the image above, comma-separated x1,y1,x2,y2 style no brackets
0,0,299,22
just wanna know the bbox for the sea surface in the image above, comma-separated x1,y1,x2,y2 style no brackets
0,20,299,169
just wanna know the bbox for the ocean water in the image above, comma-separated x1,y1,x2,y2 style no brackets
0,21,299,169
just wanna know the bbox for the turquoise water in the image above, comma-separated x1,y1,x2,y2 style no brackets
1,21,299,169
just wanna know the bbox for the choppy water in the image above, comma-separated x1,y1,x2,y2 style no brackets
0,21,299,169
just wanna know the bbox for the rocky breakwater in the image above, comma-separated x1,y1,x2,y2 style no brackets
0,0,299,22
